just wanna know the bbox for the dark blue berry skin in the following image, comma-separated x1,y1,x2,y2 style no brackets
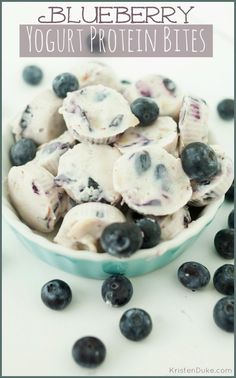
180,142,219,182
228,210,234,229
213,264,234,295
52,73,79,98
130,97,159,126
217,99,234,120
41,279,72,310
119,308,152,341
177,261,210,290
101,275,133,307
135,217,161,248
214,229,234,259
10,138,37,166
23,65,43,85
100,222,143,257
213,296,234,332
225,180,234,201
72,337,106,368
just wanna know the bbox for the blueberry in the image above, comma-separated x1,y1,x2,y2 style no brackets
177,261,210,290
10,138,37,166
72,336,106,368
225,180,234,201
41,279,72,310
134,151,151,175
228,210,234,228
52,73,79,98
100,222,143,257
217,99,234,120
119,308,152,341
214,229,234,259
213,264,234,295
130,97,159,126
180,142,219,181
22,65,43,85
101,275,133,307
135,217,161,248
213,296,234,332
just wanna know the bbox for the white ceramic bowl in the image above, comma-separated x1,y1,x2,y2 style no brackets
2,125,224,279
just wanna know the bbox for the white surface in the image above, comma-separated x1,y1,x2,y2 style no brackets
2,2,234,376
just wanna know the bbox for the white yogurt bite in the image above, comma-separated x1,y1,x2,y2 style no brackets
113,145,192,216
59,85,139,144
71,61,120,90
8,162,67,233
55,143,121,205
123,75,183,119
11,90,66,145
34,131,76,175
154,206,191,240
115,116,178,156
189,145,234,207
54,202,126,252
178,96,209,151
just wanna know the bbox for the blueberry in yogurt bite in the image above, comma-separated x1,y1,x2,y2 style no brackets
10,138,37,166
228,209,234,229
180,142,219,182
217,99,234,120
177,261,210,290
101,275,133,307
22,65,43,85
213,264,234,295
100,222,143,257
119,308,152,341
41,279,72,310
130,97,159,126
72,336,106,368
52,72,79,98
214,229,234,259
213,296,234,332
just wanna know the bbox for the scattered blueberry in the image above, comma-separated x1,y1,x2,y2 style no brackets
119,308,152,341
213,264,234,295
225,180,234,201
214,229,234,259
180,142,219,182
217,99,234,120
101,275,133,307
213,296,234,332
72,336,106,368
41,279,72,310
22,65,43,85
177,261,210,290
100,222,143,257
130,97,159,126
52,73,79,98
10,138,37,166
135,217,161,248
228,209,234,229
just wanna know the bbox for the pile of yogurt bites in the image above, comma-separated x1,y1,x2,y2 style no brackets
7,61,234,257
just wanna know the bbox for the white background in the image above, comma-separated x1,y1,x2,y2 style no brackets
2,2,234,376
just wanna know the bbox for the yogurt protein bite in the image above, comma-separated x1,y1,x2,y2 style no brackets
8,162,67,233
123,74,183,119
115,116,178,156
11,90,66,145
59,84,139,144
113,145,192,216
54,202,126,251
55,143,121,204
